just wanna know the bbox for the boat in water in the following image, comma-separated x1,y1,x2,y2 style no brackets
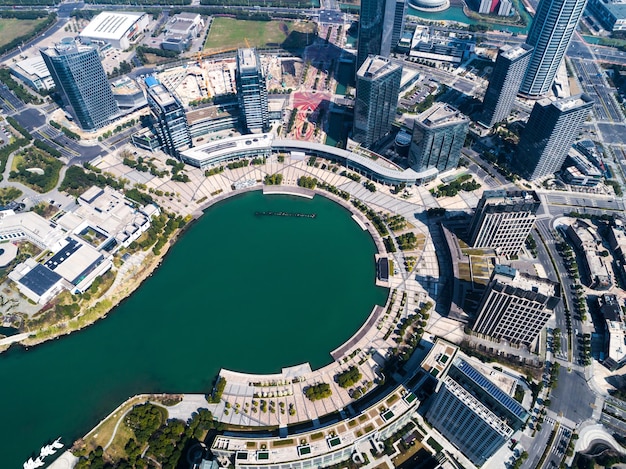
24,438,63,469
23,456,44,469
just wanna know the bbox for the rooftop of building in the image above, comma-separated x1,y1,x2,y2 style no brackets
43,237,103,285
211,385,419,464
80,11,145,41
602,0,626,17
547,94,594,112
18,263,63,296
480,189,541,206
442,377,514,437
421,339,459,379
111,76,143,96
451,357,528,420
186,104,238,125
421,339,523,410
146,82,177,108
499,43,533,60
417,103,468,128
492,264,558,298
57,185,153,248
41,38,94,57
165,14,199,35
600,294,622,322
0,210,67,251
568,148,603,176
357,55,401,79
11,56,51,79
237,48,259,71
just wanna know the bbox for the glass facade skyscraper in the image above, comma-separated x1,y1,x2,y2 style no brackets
426,357,528,465
40,38,119,131
515,94,593,180
480,44,533,127
353,56,402,147
520,0,588,97
409,103,469,172
236,48,269,134
357,0,407,70
145,77,191,158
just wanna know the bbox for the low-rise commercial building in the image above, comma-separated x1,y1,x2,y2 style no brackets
161,13,203,52
211,385,420,469
562,148,603,187
57,186,159,252
179,133,439,186
598,294,626,370
80,11,149,50
5,186,158,302
566,220,612,289
111,76,147,110
409,26,475,63
9,56,55,91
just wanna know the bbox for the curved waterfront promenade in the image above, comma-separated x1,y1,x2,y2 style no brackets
180,187,425,428
63,147,442,466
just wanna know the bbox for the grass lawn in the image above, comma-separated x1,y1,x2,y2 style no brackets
9,147,62,193
204,18,315,53
82,396,146,454
0,18,46,49
0,187,22,205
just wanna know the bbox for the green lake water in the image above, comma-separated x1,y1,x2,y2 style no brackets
407,4,530,34
0,191,387,468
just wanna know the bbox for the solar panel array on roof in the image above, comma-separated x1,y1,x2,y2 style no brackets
456,359,527,419
19,264,63,295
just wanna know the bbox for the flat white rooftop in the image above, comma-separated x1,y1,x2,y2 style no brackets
12,56,51,79
80,11,144,41
418,103,468,128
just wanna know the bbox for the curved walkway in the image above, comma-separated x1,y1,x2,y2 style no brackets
575,422,626,454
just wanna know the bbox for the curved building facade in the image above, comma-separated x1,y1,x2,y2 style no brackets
408,0,449,12
520,0,588,97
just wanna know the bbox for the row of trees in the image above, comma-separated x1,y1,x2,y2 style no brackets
59,165,124,196
7,116,32,140
50,120,80,140
0,69,41,105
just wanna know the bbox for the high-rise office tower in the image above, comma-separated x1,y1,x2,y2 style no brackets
145,77,191,158
357,0,407,70
520,0,588,97
40,38,119,131
468,190,541,256
408,103,469,172
480,44,533,127
353,56,402,147
390,0,408,55
472,265,560,347
515,94,593,180
426,356,528,465
236,48,269,133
